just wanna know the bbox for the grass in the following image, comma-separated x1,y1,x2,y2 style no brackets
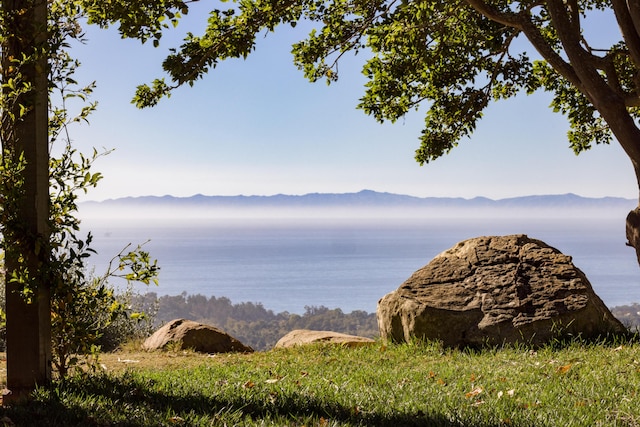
0,338,639,426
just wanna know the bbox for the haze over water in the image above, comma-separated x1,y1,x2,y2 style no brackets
79,201,640,314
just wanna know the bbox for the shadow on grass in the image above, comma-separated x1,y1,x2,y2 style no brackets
0,372,518,427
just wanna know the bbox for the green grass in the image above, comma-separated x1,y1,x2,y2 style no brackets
1,339,640,426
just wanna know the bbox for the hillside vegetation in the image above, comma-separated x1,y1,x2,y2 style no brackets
611,303,640,331
136,292,379,350
131,292,640,352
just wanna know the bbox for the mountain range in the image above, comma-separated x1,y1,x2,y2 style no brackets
80,190,636,214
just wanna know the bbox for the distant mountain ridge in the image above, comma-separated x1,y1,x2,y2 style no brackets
82,189,635,210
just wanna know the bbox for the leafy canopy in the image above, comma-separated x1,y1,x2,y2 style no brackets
132,0,636,165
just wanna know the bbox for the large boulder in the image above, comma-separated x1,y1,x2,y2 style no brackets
143,319,253,353
377,235,626,347
275,329,375,348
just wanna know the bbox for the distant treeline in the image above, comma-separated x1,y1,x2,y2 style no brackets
611,303,640,331
133,292,379,351
132,292,640,351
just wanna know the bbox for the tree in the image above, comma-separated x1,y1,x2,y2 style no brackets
133,1,640,263
0,0,187,398
1,0,51,399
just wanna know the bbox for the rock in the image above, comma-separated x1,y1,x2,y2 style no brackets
626,206,640,265
274,329,375,348
142,319,253,353
377,234,626,348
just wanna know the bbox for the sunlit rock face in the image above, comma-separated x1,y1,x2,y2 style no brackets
274,329,375,349
377,235,626,348
143,319,253,353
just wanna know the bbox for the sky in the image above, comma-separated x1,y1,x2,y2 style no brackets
67,4,638,202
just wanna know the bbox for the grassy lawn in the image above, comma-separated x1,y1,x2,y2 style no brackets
0,339,639,426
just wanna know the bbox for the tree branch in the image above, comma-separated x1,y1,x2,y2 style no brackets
566,0,581,33
482,31,519,94
626,0,640,37
320,2,395,80
464,0,583,91
547,0,640,165
545,0,615,104
463,0,526,28
612,0,640,68
625,93,640,107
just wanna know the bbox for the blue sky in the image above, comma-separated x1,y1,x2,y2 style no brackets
68,4,637,201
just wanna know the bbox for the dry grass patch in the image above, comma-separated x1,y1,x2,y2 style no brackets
97,349,221,374
0,346,254,387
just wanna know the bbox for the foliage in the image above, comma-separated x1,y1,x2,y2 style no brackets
1,339,640,425
0,256,159,373
132,1,640,166
0,0,48,312
49,240,159,377
96,282,159,353
47,11,162,377
0,83,160,377
79,0,191,46
0,1,162,378
139,292,378,351
47,138,159,375
0,0,196,389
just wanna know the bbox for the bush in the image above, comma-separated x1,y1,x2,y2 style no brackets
97,285,159,352
50,239,159,377
0,246,159,377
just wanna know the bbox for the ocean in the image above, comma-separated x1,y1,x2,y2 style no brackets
79,215,640,314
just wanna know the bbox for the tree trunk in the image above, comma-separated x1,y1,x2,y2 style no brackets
626,158,640,264
1,0,52,402
587,99,640,267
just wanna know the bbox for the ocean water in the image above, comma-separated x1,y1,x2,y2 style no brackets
78,215,640,314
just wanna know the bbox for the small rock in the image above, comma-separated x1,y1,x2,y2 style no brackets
274,329,375,348
143,319,253,353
